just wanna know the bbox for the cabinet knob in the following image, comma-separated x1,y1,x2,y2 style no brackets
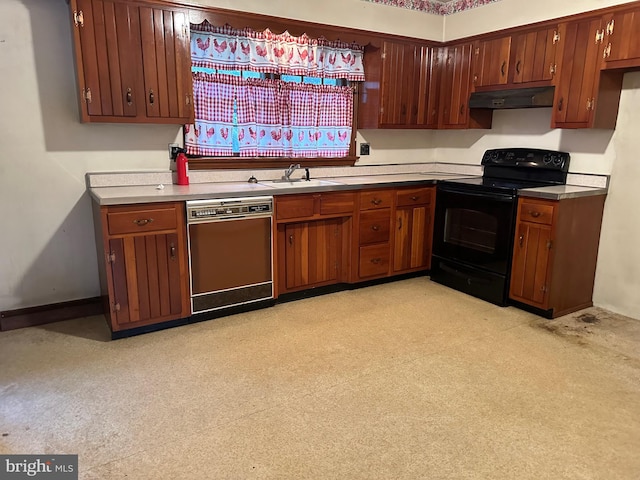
170,243,176,260
126,88,133,106
149,89,155,105
529,211,541,218
289,234,294,246
371,198,382,206
410,196,419,201
371,225,380,231
519,234,524,247
371,258,381,264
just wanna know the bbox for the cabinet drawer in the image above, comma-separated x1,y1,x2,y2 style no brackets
519,201,555,225
359,209,391,245
360,190,394,210
107,206,178,235
276,195,315,220
320,192,356,215
359,244,390,278
396,187,433,207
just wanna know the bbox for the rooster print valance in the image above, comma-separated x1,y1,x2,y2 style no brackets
190,21,366,81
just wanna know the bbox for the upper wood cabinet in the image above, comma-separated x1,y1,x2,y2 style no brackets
552,17,624,129
359,40,439,129
510,27,559,85
472,36,512,88
602,7,640,68
439,44,492,129
69,0,193,123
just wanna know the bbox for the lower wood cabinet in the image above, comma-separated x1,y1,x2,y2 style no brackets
94,201,190,333
393,187,434,273
509,195,606,318
275,192,355,295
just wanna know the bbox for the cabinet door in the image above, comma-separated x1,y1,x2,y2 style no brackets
439,44,473,128
472,36,511,88
139,5,193,121
552,18,604,128
511,27,559,85
71,0,143,120
602,8,640,66
284,219,342,290
107,232,187,329
379,42,437,128
510,222,552,307
393,205,432,273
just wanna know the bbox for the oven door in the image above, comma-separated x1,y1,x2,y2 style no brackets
432,185,517,275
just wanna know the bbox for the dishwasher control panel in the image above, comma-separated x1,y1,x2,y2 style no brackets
186,196,273,223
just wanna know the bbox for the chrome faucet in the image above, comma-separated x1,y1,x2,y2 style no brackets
282,163,301,181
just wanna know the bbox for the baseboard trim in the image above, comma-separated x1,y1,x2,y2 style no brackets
0,297,104,331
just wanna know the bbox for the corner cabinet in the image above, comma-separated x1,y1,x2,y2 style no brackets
359,41,440,129
69,0,193,123
509,195,606,318
602,6,640,69
439,43,492,130
274,192,355,295
93,202,191,333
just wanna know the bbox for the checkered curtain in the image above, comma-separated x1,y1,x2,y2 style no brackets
191,22,365,81
184,72,238,156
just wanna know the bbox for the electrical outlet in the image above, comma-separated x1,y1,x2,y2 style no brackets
360,143,370,155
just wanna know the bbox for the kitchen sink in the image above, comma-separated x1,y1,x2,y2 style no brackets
262,179,342,189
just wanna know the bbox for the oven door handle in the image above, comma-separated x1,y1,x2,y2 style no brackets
437,186,515,202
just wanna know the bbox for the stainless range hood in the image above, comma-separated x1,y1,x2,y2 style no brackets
469,86,555,109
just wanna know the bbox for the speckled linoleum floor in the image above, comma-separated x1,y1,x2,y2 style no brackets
1,277,640,479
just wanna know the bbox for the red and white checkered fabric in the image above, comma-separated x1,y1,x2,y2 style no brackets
191,21,365,81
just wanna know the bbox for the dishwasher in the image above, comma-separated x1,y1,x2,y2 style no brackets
186,196,273,315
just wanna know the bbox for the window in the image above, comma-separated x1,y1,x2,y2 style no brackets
185,22,365,167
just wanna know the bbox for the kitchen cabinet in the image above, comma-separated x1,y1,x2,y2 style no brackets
393,187,435,273
602,7,640,69
69,0,193,123
94,202,191,334
275,192,355,295
359,41,439,129
509,195,606,318
439,43,492,130
472,36,512,88
510,26,559,85
552,18,623,129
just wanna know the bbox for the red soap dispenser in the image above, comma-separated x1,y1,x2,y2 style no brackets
176,152,189,185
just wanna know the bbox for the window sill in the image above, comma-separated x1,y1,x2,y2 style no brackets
188,156,358,170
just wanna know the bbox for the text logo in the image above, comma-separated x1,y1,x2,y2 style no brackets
0,456,77,480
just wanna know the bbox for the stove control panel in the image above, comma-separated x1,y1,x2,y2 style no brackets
482,148,570,172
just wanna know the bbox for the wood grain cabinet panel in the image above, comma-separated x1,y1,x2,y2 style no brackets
393,187,435,273
96,202,190,333
359,209,391,245
69,0,193,123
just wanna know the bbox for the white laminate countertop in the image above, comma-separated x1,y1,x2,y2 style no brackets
88,171,608,206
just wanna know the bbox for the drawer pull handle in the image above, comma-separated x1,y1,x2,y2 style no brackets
133,218,154,226
371,198,382,206
519,234,524,247
398,218,403,230
371,225,380,231
410,196,419,201
149,89,155,105
529,211,541,218
170,243,176,260
126,88,133,106
289,235,294,246
371,258,381,264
